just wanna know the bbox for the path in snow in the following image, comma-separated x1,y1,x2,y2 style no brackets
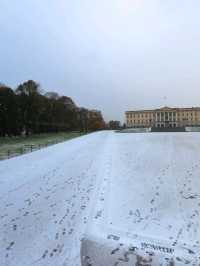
0,131,112,266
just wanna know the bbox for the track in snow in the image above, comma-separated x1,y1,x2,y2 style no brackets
0,131,111,266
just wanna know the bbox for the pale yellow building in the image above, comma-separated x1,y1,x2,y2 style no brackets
125,107,200,128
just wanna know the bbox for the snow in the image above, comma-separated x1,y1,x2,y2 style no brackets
82,132,200,265
0,131,111,266
1,131,200,266
186,127,200,132
120,128,151,133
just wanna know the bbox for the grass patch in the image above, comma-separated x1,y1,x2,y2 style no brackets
0,132,85,160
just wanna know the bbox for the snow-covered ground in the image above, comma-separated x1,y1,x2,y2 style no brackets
82,132,200,265
1,131,200,266
0,131,111,266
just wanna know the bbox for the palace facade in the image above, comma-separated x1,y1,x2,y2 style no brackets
125,107,200,128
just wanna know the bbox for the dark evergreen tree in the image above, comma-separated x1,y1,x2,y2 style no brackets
0,85,19,136
15,80,42,135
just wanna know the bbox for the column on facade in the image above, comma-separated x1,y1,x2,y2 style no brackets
156,112,159,127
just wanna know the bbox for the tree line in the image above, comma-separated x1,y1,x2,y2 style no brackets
0,80,105,137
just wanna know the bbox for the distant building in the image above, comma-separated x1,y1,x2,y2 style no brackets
125,107,200,128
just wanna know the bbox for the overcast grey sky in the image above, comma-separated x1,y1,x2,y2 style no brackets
1,0,200,122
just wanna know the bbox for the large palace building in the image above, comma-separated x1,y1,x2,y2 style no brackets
125,107,200,128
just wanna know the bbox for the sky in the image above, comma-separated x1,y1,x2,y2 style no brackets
1,0,200,122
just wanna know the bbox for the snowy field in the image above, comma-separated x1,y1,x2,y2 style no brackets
82,132,200,266
0,131,110,266
1,131,200,266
